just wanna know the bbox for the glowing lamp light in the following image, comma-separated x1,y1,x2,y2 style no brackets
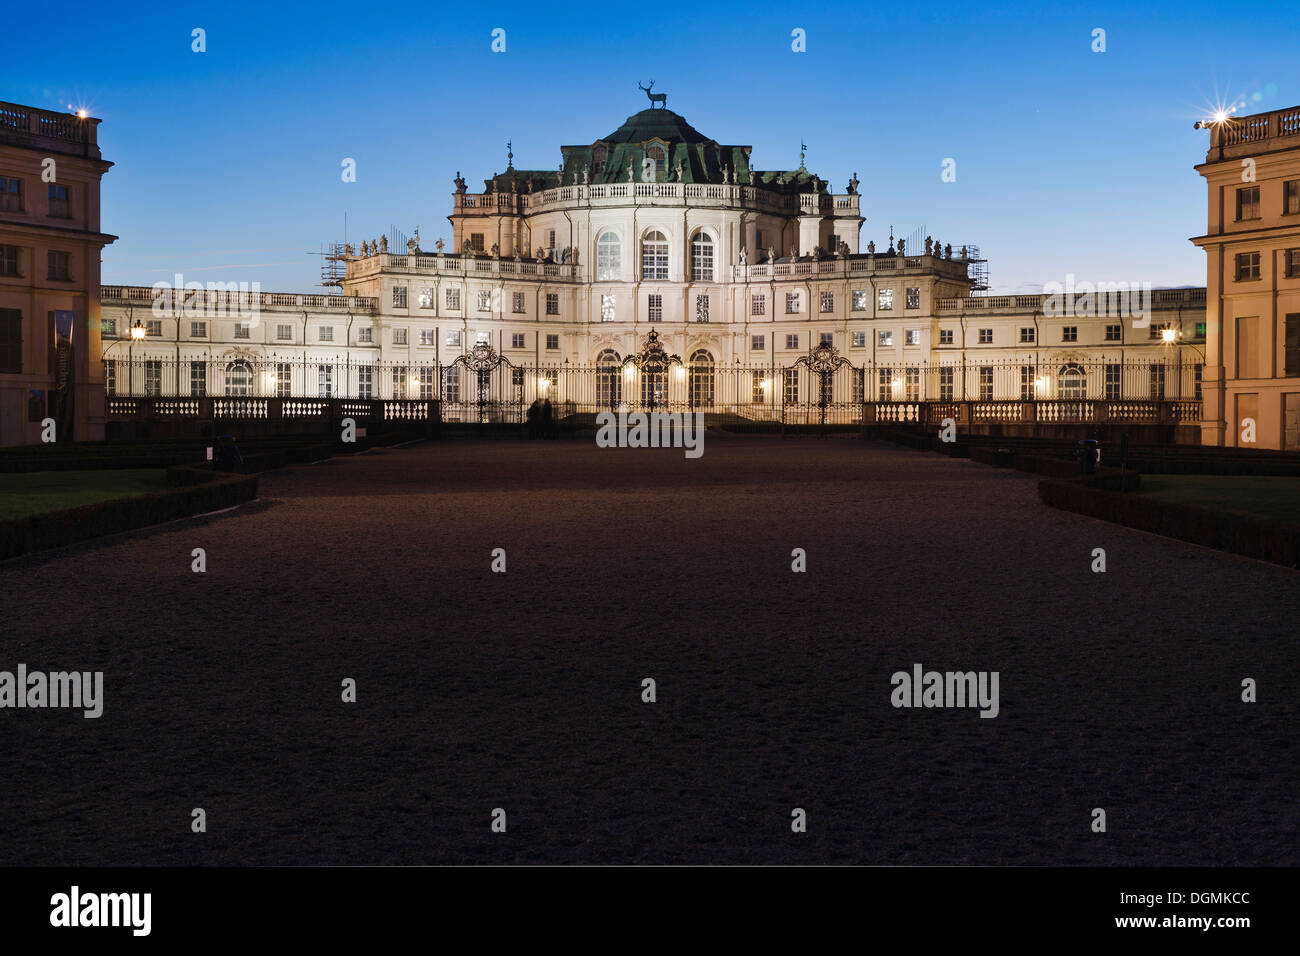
760,378,771,390
129,320,146,341
1161,328,1178,343
623,365,634,378
675,366,686,379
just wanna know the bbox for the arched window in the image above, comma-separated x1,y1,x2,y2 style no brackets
688,349,715,407
641,230,668,280
596,231,621,281
596,349,622,408
1059,363,1086,400
690,233,714,281
593,145,607,173
646,145,665,179
225,359,253,396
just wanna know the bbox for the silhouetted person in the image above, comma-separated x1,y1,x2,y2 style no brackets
541,398,553,438
526,399,541,439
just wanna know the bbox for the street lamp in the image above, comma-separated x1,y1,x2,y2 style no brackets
129,318,146,395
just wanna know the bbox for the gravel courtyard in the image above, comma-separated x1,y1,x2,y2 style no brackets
2,435,1296,865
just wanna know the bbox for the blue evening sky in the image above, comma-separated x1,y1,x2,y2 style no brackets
3,0,1294,294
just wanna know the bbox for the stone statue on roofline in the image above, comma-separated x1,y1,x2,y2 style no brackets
360,240,368,256
491,242,500,258
582,164,590,184
924,236,933,255
748,167,755,185
379,235,388,253
848,172,859,195
408,238,418,255
867,240,875,255
627,160,635,183
436,238,444,255
960,245,967,259
767,245,775,262
463,239,473,255
674,160,684,182
739,246,747,266
454,171,466,193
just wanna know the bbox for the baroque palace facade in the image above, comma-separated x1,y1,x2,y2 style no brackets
98,103,1208,432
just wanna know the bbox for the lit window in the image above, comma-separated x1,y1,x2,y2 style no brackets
878,330,893,347
392,286,407,308
820,292,834,313
601,294,616,321
641,231,668,280
906,287,920,310
597,231,621,280
648,294,662,322
690,233,714,281
852,290,868,311
877,288,894,310
695,294,709,323
446,289,461,310
851,331,866,348
785,293,800,314
905,329,920,346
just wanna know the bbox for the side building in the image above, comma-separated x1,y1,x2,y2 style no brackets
1193,104,1300,449
0,100,115,445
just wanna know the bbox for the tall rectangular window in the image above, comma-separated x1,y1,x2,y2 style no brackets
418,288,433,308
1105,363,1121,399
511,333,525,349
0,308,22,374
470,233,484,252
47,184,69,217
190,361,207,397
318,365,334,397
877,368,893,401
104,358,115,395
785,334,799,350
906,287,920,310
546,293,559,315
144,360,162,396
0,177,21,212
786,293,800,314
443,366,460,401
647,294,662,322
979,366,993,401
1020,365,1036,400
1285,314,1300,377
47,250,71,280
751,334,765,351
751,294,766,315
783,368,799,404
512,292,526,314
820,291,834,313
392,366,407,399
877,288,894,310
905,367,920,401
1149,363,1165,399
0,245,20,276
276,363,292,398
446,289,461,310
1236,185,1260,220
601,294,616,321
358,364,373,399
418,366,434,400
358,327,373,343
319,326,333,342
546,334,559,350
392,286,407,308
852,290,868,311
939,366,954,401
477,291,491,312
1286,180,1300,216
277,324,292,341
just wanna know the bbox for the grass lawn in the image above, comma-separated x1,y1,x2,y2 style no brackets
0,469,171,521
1138,475,1300,529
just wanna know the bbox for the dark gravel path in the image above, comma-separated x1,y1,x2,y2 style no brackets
2,435,1296,865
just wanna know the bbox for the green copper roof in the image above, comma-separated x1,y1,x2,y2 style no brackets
601,108,712,145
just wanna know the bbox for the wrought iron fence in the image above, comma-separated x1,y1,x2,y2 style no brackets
100,354,1203,426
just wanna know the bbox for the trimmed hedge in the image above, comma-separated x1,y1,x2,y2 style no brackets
1038,478,1300,568
0,470,259,561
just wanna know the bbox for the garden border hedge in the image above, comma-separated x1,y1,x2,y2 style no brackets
1038,478,1300,568
1,470,259,561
